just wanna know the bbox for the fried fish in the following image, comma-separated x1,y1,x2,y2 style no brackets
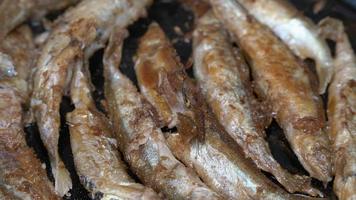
134,21,317,200
0,0,79,40
67,58,159,200
209,0,332,183
103,28,222,200
319,17,356,200
234,0,333,94
30,0,152,195
192,11,320,196
0,88,59,200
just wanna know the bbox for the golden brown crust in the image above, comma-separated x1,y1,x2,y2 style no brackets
135,23,192,128
0,88,59,200
210,0,332,183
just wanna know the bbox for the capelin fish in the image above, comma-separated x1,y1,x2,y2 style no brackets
67,59,159,200
0,88,59,200
234,0,333,94
134,22,314,200
30,0,153,196
0,0,79,40
0,25,36,104
319,18,356,200
103,28,222,200
209,0,333,183
193,11,321,196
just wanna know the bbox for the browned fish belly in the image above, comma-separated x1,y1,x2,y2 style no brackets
209,0,333,183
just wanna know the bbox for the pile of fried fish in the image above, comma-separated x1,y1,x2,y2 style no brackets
0,0,354,199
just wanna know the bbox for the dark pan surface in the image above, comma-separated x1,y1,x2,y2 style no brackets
24,0,356,199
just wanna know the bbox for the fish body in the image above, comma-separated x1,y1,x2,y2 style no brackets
31,0,152,196
209,0,332,183
0,88,59,200
135,22,314,200
0,0,79,39
104,28,221,200
235,0,333,94
67,60,159,200
319,18,356,200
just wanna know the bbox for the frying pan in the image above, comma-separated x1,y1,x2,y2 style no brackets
24,0,356,199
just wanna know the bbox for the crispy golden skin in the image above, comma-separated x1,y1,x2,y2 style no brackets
0,0,79,40
0,88,59,200
67,59,159,200
134,22,317,199
234,0,333,94
104,28,222,200
319,18,356,200
30,0,152,195
210,0,332,183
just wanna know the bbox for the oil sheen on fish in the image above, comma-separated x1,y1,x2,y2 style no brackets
103,28,222,200
234,0,333,94
0,25,36,104
67,60,159,200
193,11,321,196
134,22,315,200
30,0,152,196
0,88,59,200
0,0,79,40
209,0,333,183
319,18,356,200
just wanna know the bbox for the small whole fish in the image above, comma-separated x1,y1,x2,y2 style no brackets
209,0,333,183
0,0,79,40
31,0,153,196
319,18,356,200
0,87,59,200
192,11,320,196
134,21,315,200
104,28,222,200
67,58,159,200
234,0,333,94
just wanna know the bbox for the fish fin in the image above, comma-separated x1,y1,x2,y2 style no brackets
53,160,72,196
318,17,345,42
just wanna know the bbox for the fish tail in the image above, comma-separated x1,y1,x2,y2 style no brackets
53,160,72,197
316,63,333,94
